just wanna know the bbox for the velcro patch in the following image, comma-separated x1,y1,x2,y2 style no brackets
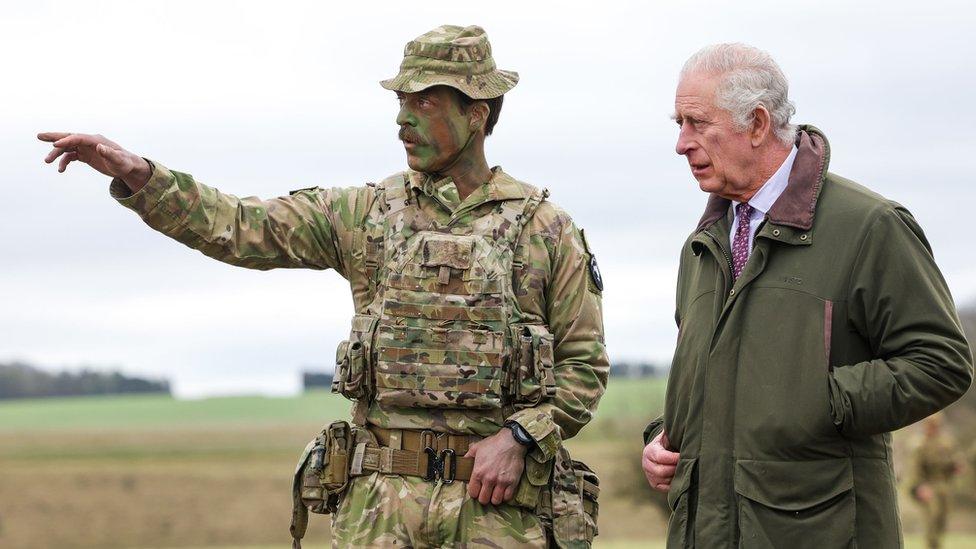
422,235,474,269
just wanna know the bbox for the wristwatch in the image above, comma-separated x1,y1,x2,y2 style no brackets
504,421,535,447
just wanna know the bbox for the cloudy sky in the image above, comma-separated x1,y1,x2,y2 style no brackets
2,0,974,397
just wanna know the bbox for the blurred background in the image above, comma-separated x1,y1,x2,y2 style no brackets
1,0,974,547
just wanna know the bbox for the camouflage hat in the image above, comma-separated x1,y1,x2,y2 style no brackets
380,25,518,100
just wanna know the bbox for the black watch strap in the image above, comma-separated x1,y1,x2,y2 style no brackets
505,421,535,447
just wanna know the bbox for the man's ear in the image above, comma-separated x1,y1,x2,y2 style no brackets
750,105,772,147
469,101,490,133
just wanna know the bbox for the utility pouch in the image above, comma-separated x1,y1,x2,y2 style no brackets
508,324,557,408
290,421,359,548
299,421,354,513
545,448,601,547
512,450,555,511
575,460,601,541
331,314,378,400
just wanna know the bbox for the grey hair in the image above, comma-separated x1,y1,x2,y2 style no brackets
681,43,797,146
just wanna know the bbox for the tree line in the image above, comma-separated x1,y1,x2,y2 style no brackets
0,362,170,399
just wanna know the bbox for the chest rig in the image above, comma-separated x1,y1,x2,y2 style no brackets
331,173,556,424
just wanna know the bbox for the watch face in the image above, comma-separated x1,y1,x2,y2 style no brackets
508,423,532,445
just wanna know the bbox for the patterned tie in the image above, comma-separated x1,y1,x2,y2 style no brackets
731,203,754,280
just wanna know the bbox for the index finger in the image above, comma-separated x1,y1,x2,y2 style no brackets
52,134,95,149
37,132,72,142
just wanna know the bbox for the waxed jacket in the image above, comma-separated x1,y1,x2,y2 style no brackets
645,126,973,548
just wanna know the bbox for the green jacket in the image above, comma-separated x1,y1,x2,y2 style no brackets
645,126,973,548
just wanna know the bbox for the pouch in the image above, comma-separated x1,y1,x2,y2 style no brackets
546,448,600,547
508,324,557,408
331,314,378,400
295,421,354,515
512,451,555,511
290,421,358,548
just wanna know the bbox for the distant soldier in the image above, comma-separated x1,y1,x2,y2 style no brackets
39,24,606,549
910,414,962,549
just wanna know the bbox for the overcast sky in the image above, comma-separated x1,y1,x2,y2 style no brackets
2,1,974,397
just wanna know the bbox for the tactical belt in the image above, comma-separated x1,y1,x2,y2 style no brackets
349,427,482,483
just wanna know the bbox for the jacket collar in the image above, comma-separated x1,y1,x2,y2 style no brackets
694,125,831,233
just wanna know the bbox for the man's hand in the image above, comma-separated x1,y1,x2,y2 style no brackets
38,132,152,193
643,430,679,492
465,428,528,506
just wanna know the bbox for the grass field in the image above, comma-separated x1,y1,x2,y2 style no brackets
1,378,974,548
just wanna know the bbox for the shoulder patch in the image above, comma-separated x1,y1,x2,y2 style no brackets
580,229,604,292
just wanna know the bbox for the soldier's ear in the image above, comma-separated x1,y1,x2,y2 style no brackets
468,101,489,133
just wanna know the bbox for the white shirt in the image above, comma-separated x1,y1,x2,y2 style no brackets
729,145,798,251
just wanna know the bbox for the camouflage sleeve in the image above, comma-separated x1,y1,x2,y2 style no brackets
506,213,609,461
109,161,371,276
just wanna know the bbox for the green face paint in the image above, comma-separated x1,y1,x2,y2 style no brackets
396,87,475,174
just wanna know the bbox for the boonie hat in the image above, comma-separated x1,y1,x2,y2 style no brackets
381,25,518,100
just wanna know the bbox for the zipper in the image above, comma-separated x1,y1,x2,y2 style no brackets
704,231,734,289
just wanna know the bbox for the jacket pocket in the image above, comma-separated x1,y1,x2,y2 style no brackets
734,290,842,457
734,458,855,549
508,324,557,408
331,314,378,400
666,457,697,548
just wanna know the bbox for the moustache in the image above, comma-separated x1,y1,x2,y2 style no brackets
398,127,426,145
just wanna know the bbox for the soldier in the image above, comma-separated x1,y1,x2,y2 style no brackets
910,414,962,549
38,25,607,548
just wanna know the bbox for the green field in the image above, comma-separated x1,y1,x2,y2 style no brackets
1,378,974,548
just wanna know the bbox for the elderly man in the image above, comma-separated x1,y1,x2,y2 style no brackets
642,43,973,548
39,25,606,548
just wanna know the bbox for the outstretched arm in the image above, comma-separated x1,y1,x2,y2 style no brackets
38,132,370,274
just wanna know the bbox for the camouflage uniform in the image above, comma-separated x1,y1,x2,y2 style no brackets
910,421,960,549
110,25,608,549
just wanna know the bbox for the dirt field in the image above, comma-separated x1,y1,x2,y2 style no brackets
1,380,973,548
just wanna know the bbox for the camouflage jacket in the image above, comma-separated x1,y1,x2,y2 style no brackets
911,434,959,491
110,163,609,460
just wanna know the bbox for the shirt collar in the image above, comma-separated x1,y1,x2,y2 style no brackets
406,167,527,212
733,145,798,215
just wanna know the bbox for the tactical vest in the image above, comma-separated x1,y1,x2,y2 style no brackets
331,173,556,424
292,174,600,549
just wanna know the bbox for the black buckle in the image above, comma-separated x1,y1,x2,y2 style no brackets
422,446,439,481
420,438,457,483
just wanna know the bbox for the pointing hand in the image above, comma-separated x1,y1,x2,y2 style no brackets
38,132,152,192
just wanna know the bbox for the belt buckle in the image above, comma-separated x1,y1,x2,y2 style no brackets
422,447,440,481
420,431,457,483
440,448,457,484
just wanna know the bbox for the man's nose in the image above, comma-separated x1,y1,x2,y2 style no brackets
396,105,415,127
675,122,694,156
